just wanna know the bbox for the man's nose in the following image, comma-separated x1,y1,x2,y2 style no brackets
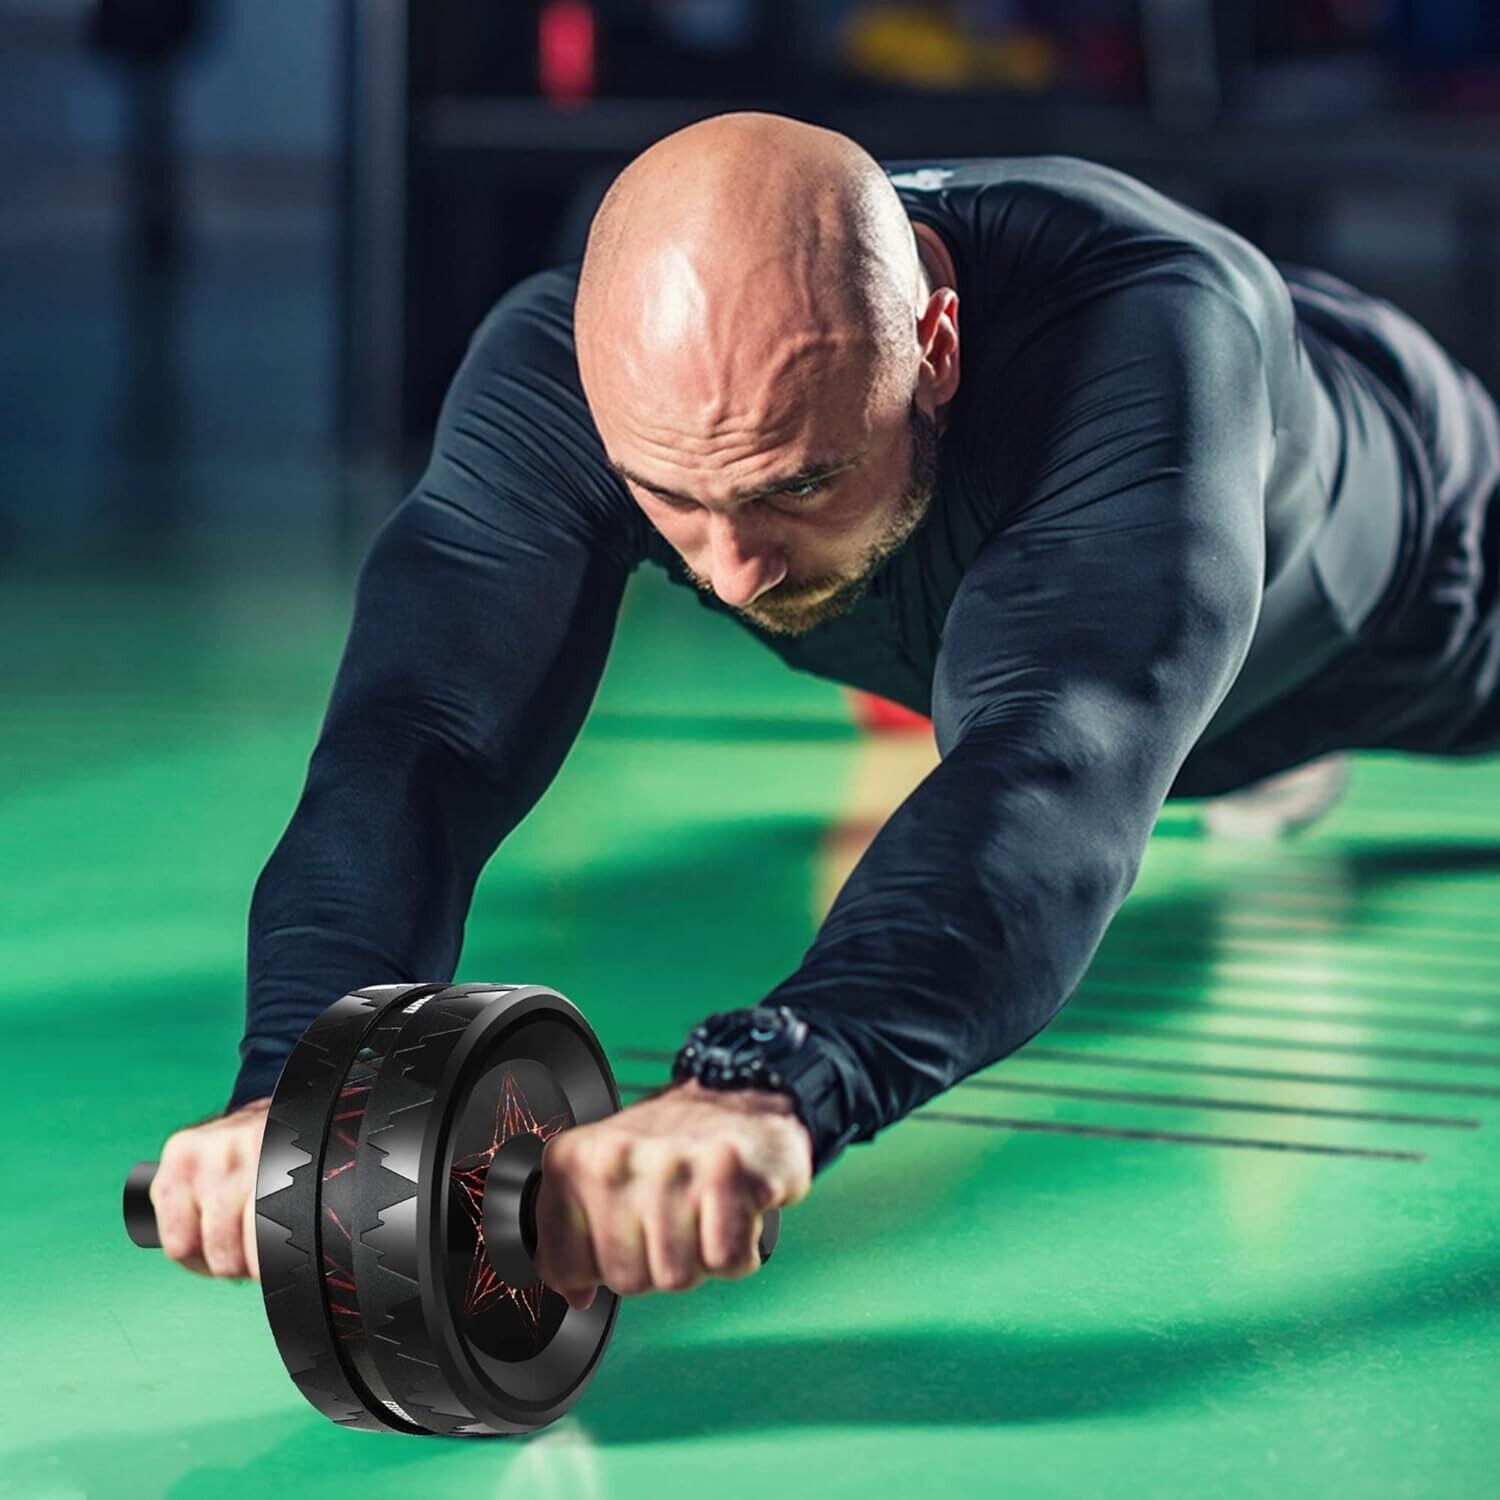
704,510,787,608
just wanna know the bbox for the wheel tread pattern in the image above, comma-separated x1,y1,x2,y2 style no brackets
354,985,523,1436
255,984,442,1433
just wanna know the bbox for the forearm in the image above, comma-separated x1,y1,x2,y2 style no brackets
228,730,517,1111
225,267,646,1112
226,495,633,1112
758,704,1159,1174
754,272,1269,1176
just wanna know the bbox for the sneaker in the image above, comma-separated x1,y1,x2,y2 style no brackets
1200,753,1352,839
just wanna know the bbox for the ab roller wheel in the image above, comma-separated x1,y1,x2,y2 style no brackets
122,983,782,1436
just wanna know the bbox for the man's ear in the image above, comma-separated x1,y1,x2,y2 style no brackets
919,288,960,406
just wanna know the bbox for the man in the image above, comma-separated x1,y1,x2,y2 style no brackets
145,112,1499,1311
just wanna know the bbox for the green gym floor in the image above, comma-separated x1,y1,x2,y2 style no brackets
4,556,1497,1500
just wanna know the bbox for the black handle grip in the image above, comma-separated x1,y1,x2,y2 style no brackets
124,1159,161,1247
758,1208,783,1264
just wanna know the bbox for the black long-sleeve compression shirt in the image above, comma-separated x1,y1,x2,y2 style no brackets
227,156,1491,1176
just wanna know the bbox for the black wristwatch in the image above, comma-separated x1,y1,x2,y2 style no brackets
670,1004,857,1175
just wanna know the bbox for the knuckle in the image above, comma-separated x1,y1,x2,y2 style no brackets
659,1152,693,1189
588,1139,634,1187
699,1142,744,1185
156,1138,197,1179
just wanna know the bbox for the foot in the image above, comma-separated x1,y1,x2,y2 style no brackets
1200,753,1352,839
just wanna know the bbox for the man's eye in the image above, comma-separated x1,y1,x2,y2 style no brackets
776,480,826,502
643,478,826,510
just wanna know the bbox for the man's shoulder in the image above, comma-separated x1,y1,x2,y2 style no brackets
464,263,584,373
431,263,654,567
882,151,1117,194
888,154,1269,281
882,153,1186,235
889,154,1285,362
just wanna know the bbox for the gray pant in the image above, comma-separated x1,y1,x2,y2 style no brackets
1171,360,1500,797
1320,359,1500,759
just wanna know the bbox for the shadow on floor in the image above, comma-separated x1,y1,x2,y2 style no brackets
17,1238,1497,1493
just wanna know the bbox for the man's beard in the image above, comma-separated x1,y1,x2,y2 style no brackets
686,395,941,637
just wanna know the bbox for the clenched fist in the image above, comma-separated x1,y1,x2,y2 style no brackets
149,1095,272,1281
531,1078,813,1309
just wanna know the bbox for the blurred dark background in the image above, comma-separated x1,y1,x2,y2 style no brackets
2,0,1499,576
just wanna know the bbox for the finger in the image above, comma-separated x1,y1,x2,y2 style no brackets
200,1172,250,1279
640,1169,705,1293
534,1171,601,1303
699,1184,761,1279
592,1205,649,1297
153,1163,206,1271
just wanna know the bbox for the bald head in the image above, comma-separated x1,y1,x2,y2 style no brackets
574,112,927,447
573,112,958,637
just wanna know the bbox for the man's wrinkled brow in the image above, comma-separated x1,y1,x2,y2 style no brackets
608,452,867,506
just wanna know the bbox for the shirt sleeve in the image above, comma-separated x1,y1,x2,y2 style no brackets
757,270,1271,1175
226,276,643,1112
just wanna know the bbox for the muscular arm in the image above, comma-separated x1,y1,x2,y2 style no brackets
227,276,642,1111
758,272,1271,1174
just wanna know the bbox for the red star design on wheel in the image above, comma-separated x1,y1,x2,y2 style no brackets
449,1068,573,1334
